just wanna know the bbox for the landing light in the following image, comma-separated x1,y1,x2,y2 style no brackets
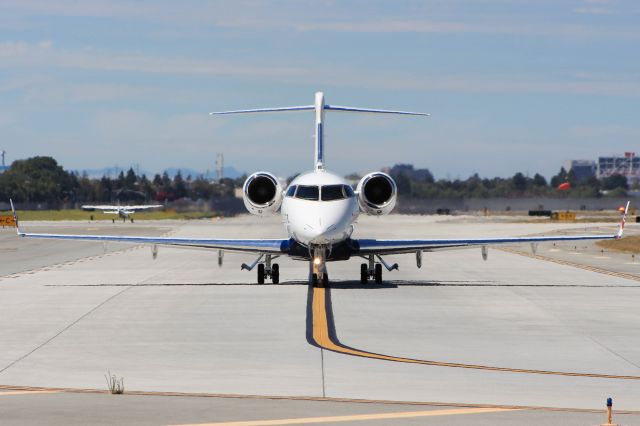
313,257,321,265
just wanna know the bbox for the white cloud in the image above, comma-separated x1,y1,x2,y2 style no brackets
569,124,640,140
574,7,612,14
0,40,308,78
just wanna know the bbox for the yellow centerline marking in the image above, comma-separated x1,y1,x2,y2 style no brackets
0,390,58,396
310,287,640,380
171,407,513,426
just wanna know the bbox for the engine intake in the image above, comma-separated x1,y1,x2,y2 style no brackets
356,172,397,215
243,172,283,216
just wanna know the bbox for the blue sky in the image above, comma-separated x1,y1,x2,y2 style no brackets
0,0,639,179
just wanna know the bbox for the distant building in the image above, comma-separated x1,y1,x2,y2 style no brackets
597,153,640,181
564,160,596,182
0,150,7,173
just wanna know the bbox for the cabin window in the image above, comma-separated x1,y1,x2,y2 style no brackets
295,185,319,201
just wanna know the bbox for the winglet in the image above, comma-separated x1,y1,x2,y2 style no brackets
9,199,22,236
617,201,630,239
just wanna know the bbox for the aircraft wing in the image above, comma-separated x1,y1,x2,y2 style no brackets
356,202,629,255
81,205,120,211
16,232,288,253
81,205,162,212
127,205,163,211
11,200,287,254
355,233,617,254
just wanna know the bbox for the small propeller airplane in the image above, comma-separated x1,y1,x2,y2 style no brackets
81,204,163,223
10,92,630,286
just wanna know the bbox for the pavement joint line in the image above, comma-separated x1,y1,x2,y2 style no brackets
0,228,175,280
168,407,517,426
0,285,134,375
308,286,640,380
507,285,640,372
0,384,638,414
498,247,640,283
0,390,59,396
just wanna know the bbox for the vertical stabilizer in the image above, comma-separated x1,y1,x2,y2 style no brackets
315,92,325,171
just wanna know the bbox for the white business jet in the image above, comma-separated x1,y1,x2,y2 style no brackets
10,92,629,286
82,204,163,223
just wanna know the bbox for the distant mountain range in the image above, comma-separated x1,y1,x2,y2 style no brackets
77,166,244,180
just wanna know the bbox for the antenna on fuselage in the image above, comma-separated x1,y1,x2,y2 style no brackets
209,92,429,171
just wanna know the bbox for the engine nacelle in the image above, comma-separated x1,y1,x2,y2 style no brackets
242,172,283,216
356,172,397,215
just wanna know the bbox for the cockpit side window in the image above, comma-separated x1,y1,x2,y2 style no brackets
285,185,297,197
295,185,319,201
343,185,355,198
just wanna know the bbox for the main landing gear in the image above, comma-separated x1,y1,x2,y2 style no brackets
257,262,279,284
241,254,280,284
360,254,398,285
361,262,382,284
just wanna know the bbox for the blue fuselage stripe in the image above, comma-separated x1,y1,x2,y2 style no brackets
317,123,323,162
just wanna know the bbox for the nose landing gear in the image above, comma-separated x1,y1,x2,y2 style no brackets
310,245,329,288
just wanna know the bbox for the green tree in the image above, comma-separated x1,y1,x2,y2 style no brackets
512,172,527,192
550,167,568,188
532,173,547,187
0,156,76,204
125,168,137,189
602,174,628,190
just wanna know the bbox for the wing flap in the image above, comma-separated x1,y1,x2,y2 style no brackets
356,234,618,255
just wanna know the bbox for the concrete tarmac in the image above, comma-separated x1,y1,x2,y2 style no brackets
1,215,640,425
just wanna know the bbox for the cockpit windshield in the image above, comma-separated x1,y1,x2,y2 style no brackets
321,185,355,201
294,185,319,201
290,184,354,201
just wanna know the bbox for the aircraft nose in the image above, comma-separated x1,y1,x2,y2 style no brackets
303,221,335,243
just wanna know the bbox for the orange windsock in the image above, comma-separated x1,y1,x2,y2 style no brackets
558,182,571,190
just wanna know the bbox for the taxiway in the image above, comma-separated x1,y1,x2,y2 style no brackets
1,215,639,424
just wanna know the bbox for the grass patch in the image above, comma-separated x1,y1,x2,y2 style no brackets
0,209,218,221
105,371,124,395
597,236,640,254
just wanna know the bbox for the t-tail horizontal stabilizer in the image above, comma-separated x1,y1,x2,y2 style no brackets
210,91,429,171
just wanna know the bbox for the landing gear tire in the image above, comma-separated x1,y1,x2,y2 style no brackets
322,274,329,288
131,218,134,223
312,273,319,287
112,219,115,224
257,263,265,284
374,263,383,284
271,263,279,284
360,263,368,284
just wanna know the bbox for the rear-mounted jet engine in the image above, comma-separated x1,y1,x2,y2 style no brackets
243,172,283,215
356,172,397,215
